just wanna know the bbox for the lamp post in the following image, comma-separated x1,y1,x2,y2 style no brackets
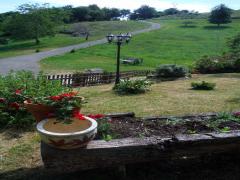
106,33,132,84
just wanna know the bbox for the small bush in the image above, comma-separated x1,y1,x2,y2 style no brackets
191,81,216,90
195,55,235,73
156,64,189,78
35,49,40,53
70,49,76,53
0,37,8,45
113,79,152,95
234,57,240,71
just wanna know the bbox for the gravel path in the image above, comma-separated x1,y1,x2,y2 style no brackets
0,21,160,75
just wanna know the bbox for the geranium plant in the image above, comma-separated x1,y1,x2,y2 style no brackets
26,91,85,121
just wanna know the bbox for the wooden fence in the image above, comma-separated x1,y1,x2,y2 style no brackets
47,70,154,87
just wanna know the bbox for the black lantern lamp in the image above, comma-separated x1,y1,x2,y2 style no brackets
106,33,132,84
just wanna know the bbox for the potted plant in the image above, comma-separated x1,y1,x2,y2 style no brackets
24,92,84,122
25,91,98,149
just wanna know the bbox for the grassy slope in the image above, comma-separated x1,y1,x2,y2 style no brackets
41,19,240,73
0,21,149,58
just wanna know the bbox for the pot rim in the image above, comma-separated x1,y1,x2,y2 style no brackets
36,116,97,137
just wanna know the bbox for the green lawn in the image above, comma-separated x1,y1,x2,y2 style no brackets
41,19,240,73
0,21,149,58
79,73,240,116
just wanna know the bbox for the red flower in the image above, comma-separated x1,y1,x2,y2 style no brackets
50,95,62,101
73,111,86,120
88,114,105,120
15,89,22,95
0,98,6,103
9,102,20,110
60,92,78,98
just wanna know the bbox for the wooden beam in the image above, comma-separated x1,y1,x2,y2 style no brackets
41,131,240,173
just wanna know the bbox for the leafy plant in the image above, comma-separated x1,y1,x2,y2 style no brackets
87,114,113,141
33,92,85,121
195,55,235,74
0,70,70,128
156,64,189,78
205,112,240,132
191,81,216,90
113,79,152,95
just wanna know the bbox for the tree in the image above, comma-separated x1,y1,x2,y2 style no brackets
133,5,157,19
120,9,131,17
209,4,232,27
72,7,90,22
164,8,179,15
3,3,64,44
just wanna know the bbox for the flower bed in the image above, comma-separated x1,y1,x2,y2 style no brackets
92,112,240,140
41,111,240,173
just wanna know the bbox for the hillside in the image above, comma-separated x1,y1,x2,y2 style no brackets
0,21,149,59
41,19,240,73
232,9,240,18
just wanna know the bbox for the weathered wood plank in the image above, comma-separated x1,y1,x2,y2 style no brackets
41,132,240,173
106,112,135,118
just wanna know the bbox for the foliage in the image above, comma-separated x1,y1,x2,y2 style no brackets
156,64,189,78
93,115,113,141
39,92,85,121
113,79,152,95
228,33,240,56
191,81,216,90
206,112,240,131
194,55,237,73
164,8,179,15
2,3,66,44
209,4,232,26
70,5,129,22
130,5,157,20
0,71,69,128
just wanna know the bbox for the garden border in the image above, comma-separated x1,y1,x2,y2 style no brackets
41,112,240,173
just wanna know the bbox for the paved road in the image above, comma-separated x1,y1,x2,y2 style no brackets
0,21,160,74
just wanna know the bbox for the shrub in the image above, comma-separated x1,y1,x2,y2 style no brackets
234,58,240,71
156,64,189,78
191,81,216,90
113,79,152,95
195,55,235,73
0,37,8,45
0,71,70,128
35,49,40,53
70,49,76,53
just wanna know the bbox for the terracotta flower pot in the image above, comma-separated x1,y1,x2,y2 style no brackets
24,101,55,123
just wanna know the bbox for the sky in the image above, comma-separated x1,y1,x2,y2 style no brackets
0,0,240,13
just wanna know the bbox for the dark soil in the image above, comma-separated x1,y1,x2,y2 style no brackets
104,114,240,139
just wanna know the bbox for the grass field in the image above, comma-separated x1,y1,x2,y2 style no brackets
0,21,149,59
41,19,240,73
79,73,240,116
1,73,240,178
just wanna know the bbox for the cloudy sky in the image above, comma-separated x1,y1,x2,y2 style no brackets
1,0,240,13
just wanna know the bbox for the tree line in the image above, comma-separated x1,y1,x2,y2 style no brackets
0,3,234,45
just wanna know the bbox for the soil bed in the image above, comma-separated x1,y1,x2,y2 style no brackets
44,118,91,133
102,112,240,139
